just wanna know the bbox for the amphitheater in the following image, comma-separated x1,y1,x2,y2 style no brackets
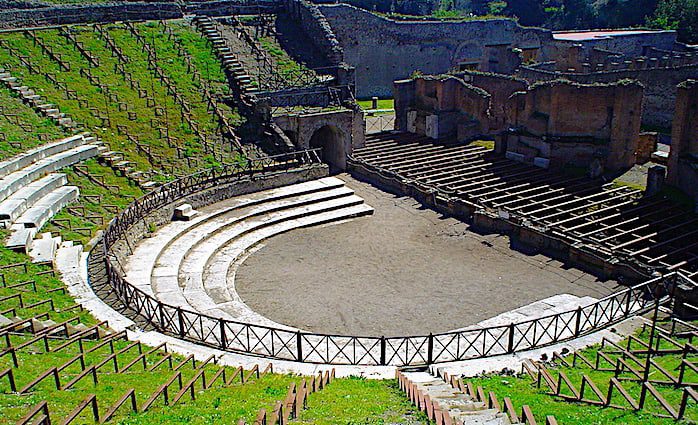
0,0,696,424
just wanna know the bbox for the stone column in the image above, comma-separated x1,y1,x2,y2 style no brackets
646,165,666,196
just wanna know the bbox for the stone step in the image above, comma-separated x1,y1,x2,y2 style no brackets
0,144,98,204
173,203,197,221
401,371,513,425
127,177,357,299
0,173,68,222
198,202,374,319
56,240,83,271
0,134,88,180
5,224,37,252
15,186,79,229
141,181,160,190
29,232,61,264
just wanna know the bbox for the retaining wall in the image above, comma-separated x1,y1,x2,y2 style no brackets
0,0,281,29
318,4,553,98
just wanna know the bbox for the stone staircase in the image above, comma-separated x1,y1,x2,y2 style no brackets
193,16,259,104
0,68,77,131
398,369,557,424
0,67,160,191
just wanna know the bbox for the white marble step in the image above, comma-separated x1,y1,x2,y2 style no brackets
126,177,346,288
55,241,83,272
129,181,352,296
198,202,374,324
0,144,98,203
14,185,79,229
0,134,87,179
5,224,37,252
178,194,366,294
29,232,61,264
164,202,373,322
0,173,67,222
164,195,367,314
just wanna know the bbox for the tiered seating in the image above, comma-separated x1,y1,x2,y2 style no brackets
0,67,77,130
351,133,698,277
398,370,557,424
0,133,103,257
124,177,372,326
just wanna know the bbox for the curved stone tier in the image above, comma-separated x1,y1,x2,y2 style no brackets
125,177,374,329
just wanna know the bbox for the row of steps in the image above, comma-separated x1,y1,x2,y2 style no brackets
351,132,698,277
193,17,259,99
1,311,113,340
0,68,77,131
125,177,372,330
398,370,556,424
0,130,101,257
98,150,160,190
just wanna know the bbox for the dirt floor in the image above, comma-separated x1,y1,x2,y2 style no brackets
235,174,621,337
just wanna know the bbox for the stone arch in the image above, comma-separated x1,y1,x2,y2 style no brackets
308,124,347,173
451,41,482,69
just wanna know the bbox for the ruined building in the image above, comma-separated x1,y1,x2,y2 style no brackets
501,79,644,173
394,73,644,174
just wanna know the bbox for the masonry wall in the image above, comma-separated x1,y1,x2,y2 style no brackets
519,64,698,129
457,71,528,129
394,76,492,140
319,4,553,98
284,0,343,65
504,80,644,171
554,31,678,57
667,80,698,207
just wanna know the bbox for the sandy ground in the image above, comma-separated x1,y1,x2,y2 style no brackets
235,174,620,337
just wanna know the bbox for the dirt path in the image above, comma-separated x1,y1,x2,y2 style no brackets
235,175,620,337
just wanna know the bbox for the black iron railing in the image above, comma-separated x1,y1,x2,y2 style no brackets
90,149,681,366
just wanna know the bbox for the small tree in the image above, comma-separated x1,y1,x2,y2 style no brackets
648,0,698,43
505,0,547,25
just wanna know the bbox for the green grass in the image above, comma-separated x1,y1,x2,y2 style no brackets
468,326,698,424
357,98,394,111
293,377,429,425
258,36,317,85
469,139,495,150
0,234,95,326
0,89,67,161
0,332,300,424
0,21,243,179
41,159,144,246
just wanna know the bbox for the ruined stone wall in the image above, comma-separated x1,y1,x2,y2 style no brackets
554,30,678,57
504,79,644,171
318,4,553,98
519,64,698,129
315,0,436,15
284,0,343,65
394,75,492,140
456,70,527,129
0,0,280,28
667,80,698,208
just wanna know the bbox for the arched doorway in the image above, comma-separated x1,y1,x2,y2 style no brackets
308,125,346,173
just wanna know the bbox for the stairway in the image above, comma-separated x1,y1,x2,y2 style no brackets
398,369,556,424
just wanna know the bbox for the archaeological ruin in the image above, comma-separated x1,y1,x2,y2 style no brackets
0,0,696,423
